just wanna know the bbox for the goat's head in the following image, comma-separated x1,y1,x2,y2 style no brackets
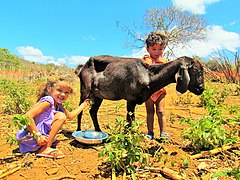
175,56,204,95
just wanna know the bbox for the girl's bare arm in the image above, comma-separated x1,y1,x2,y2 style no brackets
65,99,90,120
24,101,50,145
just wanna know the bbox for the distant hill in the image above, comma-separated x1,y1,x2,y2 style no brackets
0,48,73,72
0,48,76,82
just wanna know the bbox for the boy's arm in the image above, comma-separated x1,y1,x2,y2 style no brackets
143,55,152,66
156,57,168,64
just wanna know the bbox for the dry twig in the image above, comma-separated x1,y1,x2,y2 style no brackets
190,144,236,159
0,164,22,179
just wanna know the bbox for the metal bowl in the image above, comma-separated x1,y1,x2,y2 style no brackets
72,130,108,145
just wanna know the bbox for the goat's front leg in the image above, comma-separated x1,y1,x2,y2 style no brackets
126,101,136,126
90,97,103,131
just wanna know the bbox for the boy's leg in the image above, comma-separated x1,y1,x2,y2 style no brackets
145,98,155,139
156,94,170,141
156,94,166,133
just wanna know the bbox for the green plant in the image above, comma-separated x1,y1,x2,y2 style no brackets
0,79,34,114
180,105,238,152
199,85,230,109
235,84,240,95
7,115,31,146
199,86,215,108
181,156,189,168
182,84,239,152
228,105,239,115
174,92,193,106
63,100,74,111
152,146,164,163
99,117,147,180
12,114,31,130
0,48,22,69
212,167,240,179
114,103,124,113
171,161,176,167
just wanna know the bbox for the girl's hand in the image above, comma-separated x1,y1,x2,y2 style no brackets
37,135,49,145
84,99,91,107
33,131,48,145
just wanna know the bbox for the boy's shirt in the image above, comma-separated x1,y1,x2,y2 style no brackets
142,55,168,102
143,55,168,65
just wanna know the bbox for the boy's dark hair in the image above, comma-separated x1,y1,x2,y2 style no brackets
145,31,168,48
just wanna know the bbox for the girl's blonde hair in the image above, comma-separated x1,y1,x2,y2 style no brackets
37,77,73,102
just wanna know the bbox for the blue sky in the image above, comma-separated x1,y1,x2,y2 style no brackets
0,0,239,67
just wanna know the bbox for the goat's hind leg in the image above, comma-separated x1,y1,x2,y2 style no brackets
126,101,137,126
77,96,86,131
90,97,103,132
77,87,91,131
77,112,83,131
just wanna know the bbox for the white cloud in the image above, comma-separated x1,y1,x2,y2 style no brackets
128,25,240,60
170,25,240,58
16,46,55,64
16,46,43,56
229,20,238,26
57,56,90,67
16,46,90,67
82,35,96,41
172,0,220,14
128,48,147,58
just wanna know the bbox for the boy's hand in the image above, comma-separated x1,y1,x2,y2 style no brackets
142,55,152,67
143,62,150,68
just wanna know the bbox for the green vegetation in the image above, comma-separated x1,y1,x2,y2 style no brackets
7,115,31,146
212,167,240,180
0,48,22,69
99,117,147,180
199,85,230,108
0,79,34,114
180,83,239,152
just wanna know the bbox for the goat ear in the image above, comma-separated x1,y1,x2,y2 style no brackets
175,65,190,94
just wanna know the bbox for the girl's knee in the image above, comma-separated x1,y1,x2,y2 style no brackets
54,112,67,123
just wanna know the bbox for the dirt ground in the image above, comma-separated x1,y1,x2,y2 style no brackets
0,83,239,180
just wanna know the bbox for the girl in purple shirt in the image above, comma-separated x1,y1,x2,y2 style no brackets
16,78,90,158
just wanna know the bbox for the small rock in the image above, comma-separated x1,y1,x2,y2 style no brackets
80,168,90,173
46,167,59,175
197,162,208,170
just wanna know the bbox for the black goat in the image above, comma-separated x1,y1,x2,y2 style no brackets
76,55,204,131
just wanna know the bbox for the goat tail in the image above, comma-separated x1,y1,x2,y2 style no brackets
75,64,84,76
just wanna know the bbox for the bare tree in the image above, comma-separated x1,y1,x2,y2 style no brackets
210,49,240,83
120,6,207,58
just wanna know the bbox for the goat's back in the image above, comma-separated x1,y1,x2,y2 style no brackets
79,55,151,102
